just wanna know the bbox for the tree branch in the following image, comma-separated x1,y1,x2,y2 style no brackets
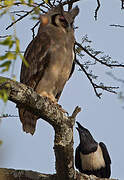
0,76,117,179
75,59,118,98
6,2,45,30
94,0,101,20
75,41,124,68
0,76,80,180
0,168,117,180
110,24,124,28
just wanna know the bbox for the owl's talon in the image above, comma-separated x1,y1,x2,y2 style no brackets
57,104,68,115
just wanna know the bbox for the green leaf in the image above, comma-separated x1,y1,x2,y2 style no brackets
0,61,11,72
0,36,14,48
19,53,29,67
28,0,34,4
0,36,11,45
0,52,16,61
0,89,8,102
15,37,20,53
20,0,26,3
6,52,16,60
4,0,14,6
44,0,49,4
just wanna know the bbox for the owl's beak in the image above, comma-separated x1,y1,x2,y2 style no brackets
67,23,72,31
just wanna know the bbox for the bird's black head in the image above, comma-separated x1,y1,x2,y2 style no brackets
76,122,98,154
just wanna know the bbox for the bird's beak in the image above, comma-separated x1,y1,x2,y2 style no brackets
76,121,84,129
76,127,80,132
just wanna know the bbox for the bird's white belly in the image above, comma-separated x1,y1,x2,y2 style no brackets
80,145,105,170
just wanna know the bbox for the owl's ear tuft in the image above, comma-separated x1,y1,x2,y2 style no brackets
70,6,79,19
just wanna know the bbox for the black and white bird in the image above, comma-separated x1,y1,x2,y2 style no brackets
75,122,111,178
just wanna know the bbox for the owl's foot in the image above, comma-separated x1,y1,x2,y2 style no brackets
39,91,67,114
40,91,57,103
56,104,68,115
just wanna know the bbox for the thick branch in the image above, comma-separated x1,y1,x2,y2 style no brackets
0,168,116,180
0,77,117,180
0,168,55,180
0,76,68,126
0,76,79,180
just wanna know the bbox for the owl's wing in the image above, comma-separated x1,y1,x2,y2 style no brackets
20,32,51,88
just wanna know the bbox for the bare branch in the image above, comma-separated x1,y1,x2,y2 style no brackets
6,9,34,30
0,167,116,180
31,21,40,39
121,0,124,9
0,114,18,118
0,76,80,180
70,106,81,119
110,24,124,28
10,10,29,14
0,2,37,9
6,2,45,30
75,59,118,98
75,41,124,68
0,35,11,38
94,0,101,20
67,0,73,11
62,0,80,6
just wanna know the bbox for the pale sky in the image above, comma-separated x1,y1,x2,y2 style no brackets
0,0,124,179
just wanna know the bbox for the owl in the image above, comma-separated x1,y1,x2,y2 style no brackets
18,5,79,135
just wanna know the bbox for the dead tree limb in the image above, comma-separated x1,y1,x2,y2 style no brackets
0,168,117,180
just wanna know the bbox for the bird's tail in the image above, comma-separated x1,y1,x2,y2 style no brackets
18,108,39,135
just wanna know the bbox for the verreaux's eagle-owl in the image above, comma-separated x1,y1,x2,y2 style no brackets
18,5,79,135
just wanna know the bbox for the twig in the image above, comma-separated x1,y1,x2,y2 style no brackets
110,24,124,28
10,10,29,14
75,59,101,98
6,2,45,30
0,2,37,9
94,0,101,20
34,3,50,9
0,114,18,118
0,35,11,38
121,0,124,9
6,9,34,30
75,59,118,98
67,0,73,11
5,50,24,53
70,106,81,119
31,21,40,39
62,0,80,6
53,0,56,6
75,41,124,68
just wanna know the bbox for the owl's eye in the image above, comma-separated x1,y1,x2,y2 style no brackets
59,16,68,28
59,16,66,21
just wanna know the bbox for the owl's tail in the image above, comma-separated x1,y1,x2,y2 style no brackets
18,108,39,135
